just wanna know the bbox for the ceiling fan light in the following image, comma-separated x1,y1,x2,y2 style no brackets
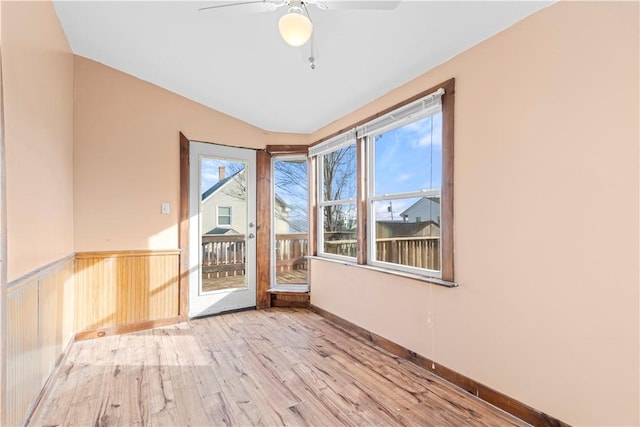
278,10,312,47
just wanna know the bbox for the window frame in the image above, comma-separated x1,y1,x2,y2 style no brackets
365,102,444,278
309,78,455,284
316,140,358,262
216,205,232,227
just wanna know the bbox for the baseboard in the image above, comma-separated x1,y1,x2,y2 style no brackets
309,304,568,427
75,316,181,341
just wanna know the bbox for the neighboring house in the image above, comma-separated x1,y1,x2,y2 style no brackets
201,167,291,236
373,196,440,238
400,197,440,225
273,195,293,234
201,168,247,236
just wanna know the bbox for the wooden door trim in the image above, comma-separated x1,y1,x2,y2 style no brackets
256,150,271,309
178,132,190,320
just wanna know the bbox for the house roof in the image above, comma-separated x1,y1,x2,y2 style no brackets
400,197,440,217
205,227,240,236
202,170,291,210
201,169,244,201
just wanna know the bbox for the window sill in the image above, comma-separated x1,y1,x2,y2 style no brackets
306,256,458,288
268,285,310,294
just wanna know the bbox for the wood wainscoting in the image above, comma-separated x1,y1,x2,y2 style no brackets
74,250,180,338
6,255,75,427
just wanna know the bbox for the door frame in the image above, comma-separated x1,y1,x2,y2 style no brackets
178,134,272,319
187,140,256,318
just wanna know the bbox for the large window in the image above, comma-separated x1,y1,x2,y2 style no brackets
364,93,443,275
309,79,454,282
311,132,357,259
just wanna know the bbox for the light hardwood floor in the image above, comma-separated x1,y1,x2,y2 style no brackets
30,308,526,426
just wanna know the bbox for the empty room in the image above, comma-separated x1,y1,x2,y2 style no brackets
0,0,638,426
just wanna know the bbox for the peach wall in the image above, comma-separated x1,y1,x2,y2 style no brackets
310,2,639,426
73,57,307,252
1,1,74,282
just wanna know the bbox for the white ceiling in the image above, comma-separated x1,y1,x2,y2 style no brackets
53,1,553,134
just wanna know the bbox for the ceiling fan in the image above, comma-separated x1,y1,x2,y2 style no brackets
199,1,400,49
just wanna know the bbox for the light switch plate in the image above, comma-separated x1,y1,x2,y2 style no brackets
161,202,170,214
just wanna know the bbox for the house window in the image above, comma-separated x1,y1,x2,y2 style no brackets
310,131,357,259
217,206,231,226
363,93,443,275
309,79,454,282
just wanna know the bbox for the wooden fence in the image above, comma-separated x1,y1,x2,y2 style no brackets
325,236,440,271
274,233,309,273
201,233,309,279
203,233,440,277
376,236,440,271
202,235,246,278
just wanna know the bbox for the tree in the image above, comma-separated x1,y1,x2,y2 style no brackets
273,158,308,232
273,146,356,235
321,145,356,234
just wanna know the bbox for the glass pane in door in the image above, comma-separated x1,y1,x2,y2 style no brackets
272,157,309,286
200,156,248,293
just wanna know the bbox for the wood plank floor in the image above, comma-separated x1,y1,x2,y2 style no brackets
30,308,527,426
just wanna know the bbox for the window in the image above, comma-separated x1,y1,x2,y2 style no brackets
272,155,309,287
364,97,443,275
217,206,231,226
310,131,357,259
309,79,454,282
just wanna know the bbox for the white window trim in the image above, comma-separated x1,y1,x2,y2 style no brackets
309,129,356,157
316,142,357,262
364,94,444,278
356,88,444,139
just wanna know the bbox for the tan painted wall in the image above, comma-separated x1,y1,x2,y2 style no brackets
1,1,74,282
73,57,308,252
310,2,639,426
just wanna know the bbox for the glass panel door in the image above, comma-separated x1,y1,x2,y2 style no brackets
272,156,309,288
189,142,256,317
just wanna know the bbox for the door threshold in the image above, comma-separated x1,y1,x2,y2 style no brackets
190,306,256,320
268,285,310,293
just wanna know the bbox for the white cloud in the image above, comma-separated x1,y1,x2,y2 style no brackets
401,113,443,148
397,173,412,182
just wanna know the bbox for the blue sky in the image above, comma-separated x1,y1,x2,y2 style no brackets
373,112,442,221
374,112,443,195
200,158,245,193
